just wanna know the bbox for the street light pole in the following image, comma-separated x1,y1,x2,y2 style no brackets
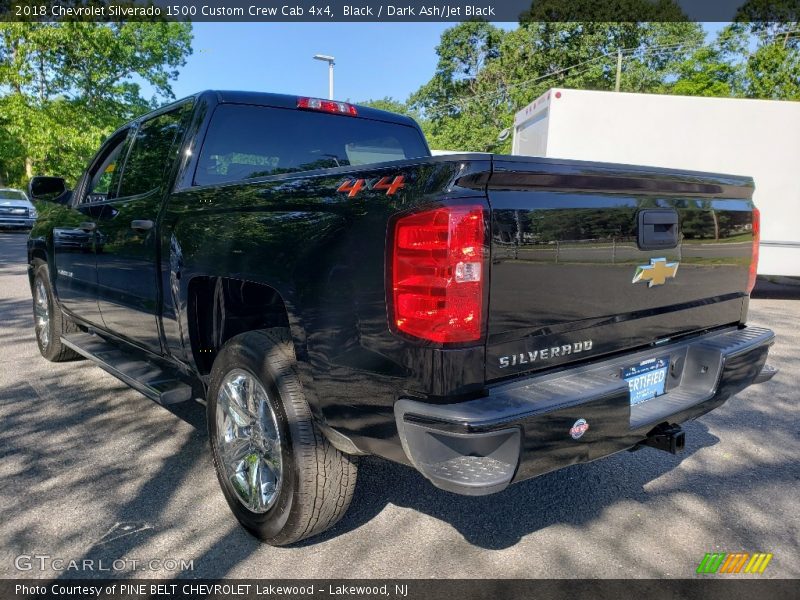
313,54,335,99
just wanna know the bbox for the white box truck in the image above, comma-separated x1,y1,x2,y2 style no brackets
512,88,800,277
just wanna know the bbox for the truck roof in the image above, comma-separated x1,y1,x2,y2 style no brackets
107,90,423,151
194,90,420,129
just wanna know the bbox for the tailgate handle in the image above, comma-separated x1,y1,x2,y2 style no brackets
638,209,679,250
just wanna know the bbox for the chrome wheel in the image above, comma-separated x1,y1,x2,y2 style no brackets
34,278,50,349
216,368,283,513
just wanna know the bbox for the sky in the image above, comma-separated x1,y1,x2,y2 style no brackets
154,22,511,103
155,22,724,106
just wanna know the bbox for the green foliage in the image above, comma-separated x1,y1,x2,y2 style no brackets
409,21,508,152
358,96,421,119
744,41,800,98
409,21,706,152
357,97,438,140
0,20,192,187
733,0,799,23
0,94,114,185
667,27,746,97
3,13,799,184
403,16,800,153
732,20,800,99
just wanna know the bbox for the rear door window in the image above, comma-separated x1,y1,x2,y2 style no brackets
117,103,192,198
194,104,428,186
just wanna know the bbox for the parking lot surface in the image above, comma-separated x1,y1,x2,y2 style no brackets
0,232,797,579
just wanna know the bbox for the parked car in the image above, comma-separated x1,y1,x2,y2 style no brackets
0,188,37,230
27,91,776,545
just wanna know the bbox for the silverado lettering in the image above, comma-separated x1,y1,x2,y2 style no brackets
26,90,776,546
499,340,594,368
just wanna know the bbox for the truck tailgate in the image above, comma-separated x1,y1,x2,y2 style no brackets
486,156,756,381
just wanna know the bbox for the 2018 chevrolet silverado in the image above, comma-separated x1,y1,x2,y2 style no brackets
27,91,776,545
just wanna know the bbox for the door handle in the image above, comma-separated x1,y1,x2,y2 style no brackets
637,209,679,250
79,222,96,232
130,219,154,232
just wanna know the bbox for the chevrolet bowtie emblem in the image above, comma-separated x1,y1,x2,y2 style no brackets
632,258,679,287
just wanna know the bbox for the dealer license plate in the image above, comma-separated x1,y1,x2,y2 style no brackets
622,356,669,406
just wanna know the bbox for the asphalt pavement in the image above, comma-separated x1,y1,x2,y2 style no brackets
0,232,797,579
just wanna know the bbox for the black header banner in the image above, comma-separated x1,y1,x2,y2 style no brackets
2,0,799,22
2,579,799,600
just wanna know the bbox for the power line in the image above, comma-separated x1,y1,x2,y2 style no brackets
437,44,664,111
437,52,615,111
434,28,800,113
439,39,711,110
751,26,800,40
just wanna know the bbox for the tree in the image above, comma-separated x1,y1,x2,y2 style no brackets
734,20,800,100
358,97,421,119
0,20,192,186
409,22,508,152
667,27,747,97
411,21,704,153
744,40,800,99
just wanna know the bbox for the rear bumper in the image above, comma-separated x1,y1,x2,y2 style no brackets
395,326,775,496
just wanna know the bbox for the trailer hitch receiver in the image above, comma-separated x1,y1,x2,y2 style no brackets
641,423,685,455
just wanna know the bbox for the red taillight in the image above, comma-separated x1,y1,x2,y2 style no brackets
747,207,760,294
389,205,486,344
297,97,358,116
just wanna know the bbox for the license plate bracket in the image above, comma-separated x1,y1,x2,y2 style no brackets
622,356,669,406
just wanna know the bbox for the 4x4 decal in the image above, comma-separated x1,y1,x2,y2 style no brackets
337,175,405,197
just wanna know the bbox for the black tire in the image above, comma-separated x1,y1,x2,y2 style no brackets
207,328,357,545
32,262,81,362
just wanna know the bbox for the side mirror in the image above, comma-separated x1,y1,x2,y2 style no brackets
29,176,69,203
497,128,511,142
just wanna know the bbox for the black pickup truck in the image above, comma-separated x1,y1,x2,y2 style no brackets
27,91,776,545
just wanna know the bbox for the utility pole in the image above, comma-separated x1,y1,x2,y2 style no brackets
615,48,622,92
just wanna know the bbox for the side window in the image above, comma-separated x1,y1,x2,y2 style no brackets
82,132,130,204
117,104,190,198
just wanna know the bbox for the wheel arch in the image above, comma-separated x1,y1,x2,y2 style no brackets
186,275,296,376
27,244,49,289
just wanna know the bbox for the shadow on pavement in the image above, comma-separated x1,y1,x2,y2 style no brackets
752,276,800,300
303,421,722,550
0,232,795,578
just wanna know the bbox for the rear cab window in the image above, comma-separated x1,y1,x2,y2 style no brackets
194,104,429,186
